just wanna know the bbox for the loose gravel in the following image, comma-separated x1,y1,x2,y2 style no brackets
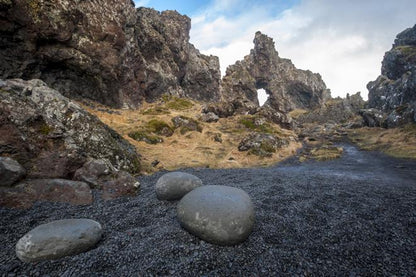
1,144,416,276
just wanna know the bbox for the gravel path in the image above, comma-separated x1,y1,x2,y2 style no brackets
1,144,416,276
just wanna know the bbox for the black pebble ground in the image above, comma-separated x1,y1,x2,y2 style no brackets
1,144,416,276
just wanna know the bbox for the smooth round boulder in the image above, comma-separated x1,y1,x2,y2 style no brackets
16,219,103,263
177,185,255,246
155,172,202,200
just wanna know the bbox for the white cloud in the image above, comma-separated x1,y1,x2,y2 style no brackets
190,0,416,99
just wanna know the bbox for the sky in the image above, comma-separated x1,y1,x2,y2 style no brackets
134,0,416,100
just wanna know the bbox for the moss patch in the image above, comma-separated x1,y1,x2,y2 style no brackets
128,131,163,144
397,45,416,59
165,97,193,111
39,124,53,135
141,106,170,115
146,119,174,136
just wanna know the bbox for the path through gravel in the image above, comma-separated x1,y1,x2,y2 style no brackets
1,144,416,276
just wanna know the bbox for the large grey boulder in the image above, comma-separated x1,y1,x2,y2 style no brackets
177,185,255,246
155,172,202,201
0,157,26,187
16,219,103,263
0,79,140,178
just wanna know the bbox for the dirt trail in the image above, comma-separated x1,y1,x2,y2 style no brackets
1,143,416,276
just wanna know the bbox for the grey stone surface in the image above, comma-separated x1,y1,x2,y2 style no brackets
177,185,255,245
0,79,140,177
0,157,26,187
367,24,416,127
155,172,202,200
16,219,102,263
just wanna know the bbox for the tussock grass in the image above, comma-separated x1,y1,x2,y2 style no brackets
348,124,416,159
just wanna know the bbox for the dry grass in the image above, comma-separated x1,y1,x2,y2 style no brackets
348,124,416,159
309,146,344,161
81,99,301,174
289,109,308,119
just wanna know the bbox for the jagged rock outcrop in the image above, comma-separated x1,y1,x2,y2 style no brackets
135,8,221,103
216,31,330,127
367,24,416,127
296,92,366,125
0,1,220,107
0,79,140,178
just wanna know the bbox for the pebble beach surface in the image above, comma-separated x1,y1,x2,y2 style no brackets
1,144,416,276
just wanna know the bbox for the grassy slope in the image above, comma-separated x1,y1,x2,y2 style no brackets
82,98,301,174
348,124,416,159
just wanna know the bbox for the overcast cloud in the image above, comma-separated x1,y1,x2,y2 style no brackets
190,0,416,99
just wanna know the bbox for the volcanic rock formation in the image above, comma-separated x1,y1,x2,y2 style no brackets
0,1,220,107
367,24,416,127
216,31,330,126
0,79,140,178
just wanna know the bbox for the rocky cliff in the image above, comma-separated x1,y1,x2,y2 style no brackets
367,24,416,127
134,8,221,103
0,1,220,108
217,32,330,126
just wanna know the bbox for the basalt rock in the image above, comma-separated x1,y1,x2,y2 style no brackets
367,24,416,127
0,179,92,209
219,32,330,126
0,2,221,108
135,8,221,103
296,92,366,125
0,79,140,179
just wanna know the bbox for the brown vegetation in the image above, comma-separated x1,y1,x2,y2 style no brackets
82,99,301,174
348,124,416,159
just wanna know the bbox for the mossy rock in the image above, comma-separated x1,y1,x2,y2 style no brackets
172,116,202,134
146,120,174,137
239,116,275,134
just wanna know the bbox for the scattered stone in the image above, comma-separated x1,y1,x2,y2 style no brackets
151,160,160,167
238,132,288,157
0,179,92,209
177,185,255,245
16,219,103,263
74,159,140,200
101,171,140,200
0,157,26,187
74,159,113,188
213,133,223,143
200,112,219,123
155,172,202,201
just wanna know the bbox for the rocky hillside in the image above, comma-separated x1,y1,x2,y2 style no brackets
367,24,416,127
214,32,330,127
0,1,220,108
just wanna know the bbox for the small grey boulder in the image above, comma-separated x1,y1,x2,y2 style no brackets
155,172,202,200
16,219,103,263
0,157,26,187
177,185,255,246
